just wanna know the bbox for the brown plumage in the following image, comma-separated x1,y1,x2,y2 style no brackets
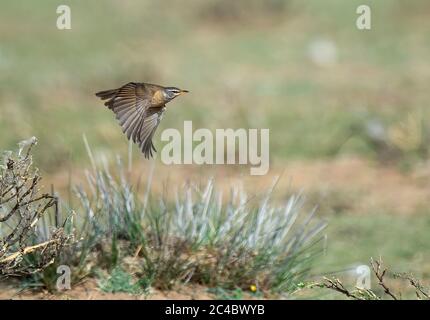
95,82,188,159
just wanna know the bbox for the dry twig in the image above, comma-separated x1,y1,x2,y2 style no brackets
370,257,398,300
313,257,428,300
0,137,69,277
394,272,430,300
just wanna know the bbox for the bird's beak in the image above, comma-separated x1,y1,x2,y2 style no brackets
179,89,189,95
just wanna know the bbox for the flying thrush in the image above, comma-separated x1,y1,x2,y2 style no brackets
95,82,188,159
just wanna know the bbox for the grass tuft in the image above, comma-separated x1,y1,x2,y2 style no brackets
1,140,327,296
68,145,327,295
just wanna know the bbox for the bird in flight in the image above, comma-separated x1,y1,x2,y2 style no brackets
95,82,188,159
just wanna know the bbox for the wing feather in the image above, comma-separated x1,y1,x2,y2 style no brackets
138,107,166,158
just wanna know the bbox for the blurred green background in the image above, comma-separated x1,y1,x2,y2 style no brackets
1,0,429,167
0,0,429,297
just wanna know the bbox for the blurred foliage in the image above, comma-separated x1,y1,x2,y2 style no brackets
98,266,149,295
331,112,430,169
0,0,429,170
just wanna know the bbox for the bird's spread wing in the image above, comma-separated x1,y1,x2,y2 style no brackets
96,82,165,158
138,106,166,159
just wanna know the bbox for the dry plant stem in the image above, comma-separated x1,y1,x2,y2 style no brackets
321,277,363,300
396,273,430,300
315,258,428,300
370,257,398,300
0,137,70,277
0,239,61,264
408,279,430,300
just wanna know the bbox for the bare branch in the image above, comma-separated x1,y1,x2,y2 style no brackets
370,257,398,300
394,272,430,300
0,137,70,277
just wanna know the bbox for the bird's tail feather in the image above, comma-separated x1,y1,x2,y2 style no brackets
95,88,118,100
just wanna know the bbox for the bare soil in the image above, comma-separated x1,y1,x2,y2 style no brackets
0,279,219,300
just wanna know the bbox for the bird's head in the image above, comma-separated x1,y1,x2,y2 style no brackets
163,87,189,102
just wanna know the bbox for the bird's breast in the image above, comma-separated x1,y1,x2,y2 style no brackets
151,90,166,107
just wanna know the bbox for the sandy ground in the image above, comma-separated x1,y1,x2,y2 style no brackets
0,279,218,300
